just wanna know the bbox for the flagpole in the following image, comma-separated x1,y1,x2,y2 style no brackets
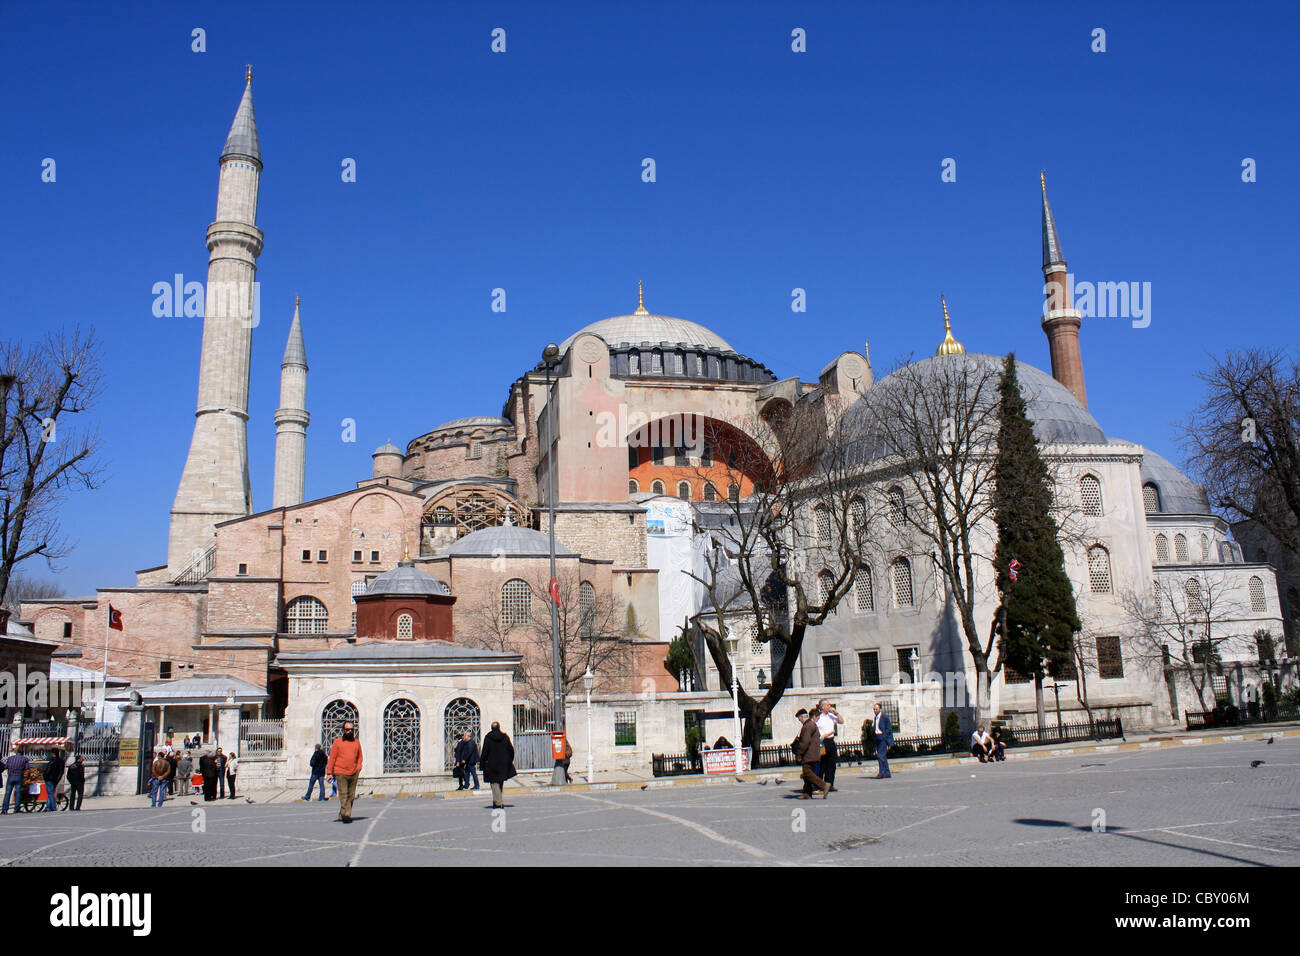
101,603,110,723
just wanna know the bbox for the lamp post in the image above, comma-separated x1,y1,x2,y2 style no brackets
584,667,594,782
542,343,567,786
726,632,743,770
909,649,920,735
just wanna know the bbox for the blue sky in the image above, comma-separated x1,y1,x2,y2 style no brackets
3,1,1297,595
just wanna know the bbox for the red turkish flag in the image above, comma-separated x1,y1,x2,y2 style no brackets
548,578,562,607
108,604,124,630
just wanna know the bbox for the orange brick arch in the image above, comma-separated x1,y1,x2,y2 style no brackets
626,416,774,501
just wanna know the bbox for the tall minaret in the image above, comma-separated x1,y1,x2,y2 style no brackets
273,298,309,507
168,69,265,575
1039,172,1087,407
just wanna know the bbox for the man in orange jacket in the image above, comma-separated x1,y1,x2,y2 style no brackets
326,721,363,823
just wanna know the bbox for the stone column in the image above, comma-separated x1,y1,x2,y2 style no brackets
216,702,241,751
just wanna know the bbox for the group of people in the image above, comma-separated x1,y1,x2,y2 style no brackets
0,745,86,812
149,744,238,807
969,726,1007,763
792,700,896,797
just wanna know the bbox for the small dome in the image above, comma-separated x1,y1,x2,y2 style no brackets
364,562,451,597
373,441,402,457
1134,448,1211,515
434,416,512,432
445,525,576,558
561,314,734,353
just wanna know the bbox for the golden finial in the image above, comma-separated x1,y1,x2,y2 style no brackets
403,539,410,562
936,294,965,356
246,64,253,83
634,279,649,315
295,295,300,308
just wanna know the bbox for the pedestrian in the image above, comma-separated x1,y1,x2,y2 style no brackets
149,751,170,807
478,721,516,809
816,699,843,792
3,746,30,814
794,709,830,798
562,735,574,783
198,750,218,802
990,727,1007,762
226,751,238,799
871,703,893,779
970,726,992,762
178,751,193,796
43,747,66,811
305,743,328,801
326,721,362,823
166,749,179,795
213,748,227,799
453,732,479,791
65,755,85,810
184,736,194,750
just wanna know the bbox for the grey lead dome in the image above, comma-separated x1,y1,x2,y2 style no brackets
364,562,451,596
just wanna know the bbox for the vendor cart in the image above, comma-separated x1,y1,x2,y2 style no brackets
14,736,71,812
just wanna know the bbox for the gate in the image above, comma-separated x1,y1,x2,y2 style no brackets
511,704,554,771
136,720,155,796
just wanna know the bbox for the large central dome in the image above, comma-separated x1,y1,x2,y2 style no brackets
561,313,734,353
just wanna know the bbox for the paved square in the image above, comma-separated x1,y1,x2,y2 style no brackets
2,736,1295,866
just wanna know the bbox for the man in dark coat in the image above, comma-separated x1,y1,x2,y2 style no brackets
198,751,218,802
793,710,829,799
453,732,479,791
305,744,329,801
213,748,228,798
43,747,66,811
65,755,85,810
166,750,179,795
478,721,516,809
871,702,894,779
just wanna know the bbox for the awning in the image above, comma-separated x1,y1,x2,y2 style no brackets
15,737,72,746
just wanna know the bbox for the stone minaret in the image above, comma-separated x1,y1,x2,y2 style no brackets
1039,172,1087,407
273,298,309,507
168,70,264,575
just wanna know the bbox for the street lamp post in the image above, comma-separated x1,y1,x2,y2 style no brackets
584,667,594,782
726,633,743,770
542,343,566,786
1047,681,1065,735
909,649,920,735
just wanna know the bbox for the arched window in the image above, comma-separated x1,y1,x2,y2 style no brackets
891,558,913,607
579,581,596,636
814,505,833,545
434,506,452,524
727,483,740,503
443,697,480,771
320,699,358,755
677,481,691,501
350,580,367,602
501,579,532,627
854,566,873,612
1080,475,1103,516
396,613,414,639
285,596,328,634
1200,533,1211,561
1087,546,1112,593
701,443,713,466
849,497,867,538
1249,575,1267,613
1185,578,1203,614
704,482,718,502
1142,483,1161,514
818,570,835,603
888,487,906,527
1154,534,1170,563
628,478,639,495
1174,534,1188,563
382,698,420,773
747,621,764,656
651,480,665,495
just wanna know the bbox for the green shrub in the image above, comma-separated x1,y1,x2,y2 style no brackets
943,710,963,748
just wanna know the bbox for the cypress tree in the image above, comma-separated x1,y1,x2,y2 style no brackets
992,353,1081,731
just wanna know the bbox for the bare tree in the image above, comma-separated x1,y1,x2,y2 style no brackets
457,571,635,709
1179,348,1300,559
2,573,64,617
1119,571,1249,714
1,331,103,604
685,407,886,760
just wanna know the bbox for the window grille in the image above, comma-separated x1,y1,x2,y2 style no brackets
351,580,367,602
818,570,835,603
580,581,596,636
888,487,906,527
704,483,717,501
501,579,532,627
815,505,832,545
1201,534,1211,561
822,655,842,687
891,558,913,607
850,497,867,537
854,566,873,611
1080,475,1102,516
1249,575,1266,613
728,483,740,503
748,622,764,657
615,711,637,746
677,481,691,500
628,479,639,494
1002,663,1033,684
285,595,328,634
1143,483,1161,513
1154,534,1169,562
1185,578,1203,614
652,480,665,495
443,698,480,770
320,699,359,755
1175,534,1188,562
396,613,414,639
382,698,420,773
1096,636,1124,679
858,651,880,685
1087,547,1112,594
897,647,918,683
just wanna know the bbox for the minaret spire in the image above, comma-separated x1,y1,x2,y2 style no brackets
273,297,310,508
169,73,266,575
634,279,649,315
1039,173,1087,407
936,294,965,356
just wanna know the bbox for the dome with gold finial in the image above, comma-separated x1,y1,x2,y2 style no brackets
936,295,965,356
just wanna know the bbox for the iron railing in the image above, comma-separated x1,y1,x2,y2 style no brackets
1185,702,1299,730
171,543,217,585
16,719,67,740
74,728,121,763
651,718,1124,777
239,718,285,757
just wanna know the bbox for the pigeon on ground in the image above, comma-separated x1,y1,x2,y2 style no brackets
245,797,254,804
1250,760,1265,768
190,800,198,806
640,784,648,790
1267,737,1274,744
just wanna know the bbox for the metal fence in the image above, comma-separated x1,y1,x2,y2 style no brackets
18,719,67,740
239,718,285,757
652,718,1125,777
74,728,121,763
1185,703,1299,730
514,730,553,770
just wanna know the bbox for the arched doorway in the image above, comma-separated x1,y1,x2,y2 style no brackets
443,697,481,771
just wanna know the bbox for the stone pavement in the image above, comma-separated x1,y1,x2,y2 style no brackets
1,727,1294,866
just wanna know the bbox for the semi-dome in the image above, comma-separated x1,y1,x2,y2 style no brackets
433,415,512,432
445,524,576,558
364,561,451,596
1133,447,1211,515
843,353,1108,461
561,314,734,353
